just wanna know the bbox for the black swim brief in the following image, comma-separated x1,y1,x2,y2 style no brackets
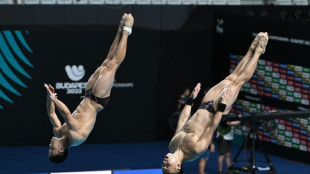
85,89,110,108
199,101,216,114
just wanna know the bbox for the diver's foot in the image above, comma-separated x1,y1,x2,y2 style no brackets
249,33,260,52
123,13,134,35
118,13,127,32
257,32,268,55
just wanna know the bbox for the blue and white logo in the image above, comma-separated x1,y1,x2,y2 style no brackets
0,30,33,110
55,65,86,95
65,65,85,81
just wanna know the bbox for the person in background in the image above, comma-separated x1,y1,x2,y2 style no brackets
198,140,215,174
216,118,240,174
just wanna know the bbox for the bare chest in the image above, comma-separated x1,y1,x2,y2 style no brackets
168,111,213,161
169,132,203,161
183,111,212,136
72,101,97,126
59,124,87,146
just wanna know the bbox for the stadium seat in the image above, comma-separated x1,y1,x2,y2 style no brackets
151,0,166,4
121,0,135,4
41,0,57,4
227,0,240,4
182,0,196,5
276,0,292,5
136,0,151,4
105,0,120,4
89,0,104,4
167,0,182,4
73,0,88,4
196,0,212,4
212,0,227,4
293,0,308,5
24,0,40,4
57,0,73,4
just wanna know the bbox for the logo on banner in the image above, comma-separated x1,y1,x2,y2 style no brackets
56,64,134,95
56,64,87,95
0,30,33,110
113,79,134,88
65,65,85,81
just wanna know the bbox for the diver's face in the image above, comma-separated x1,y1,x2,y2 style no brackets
162,153,179,173
49,137,63,156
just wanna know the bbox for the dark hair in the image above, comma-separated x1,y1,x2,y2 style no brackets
49,148,68,164
162,170,179,174
162,165,183,174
